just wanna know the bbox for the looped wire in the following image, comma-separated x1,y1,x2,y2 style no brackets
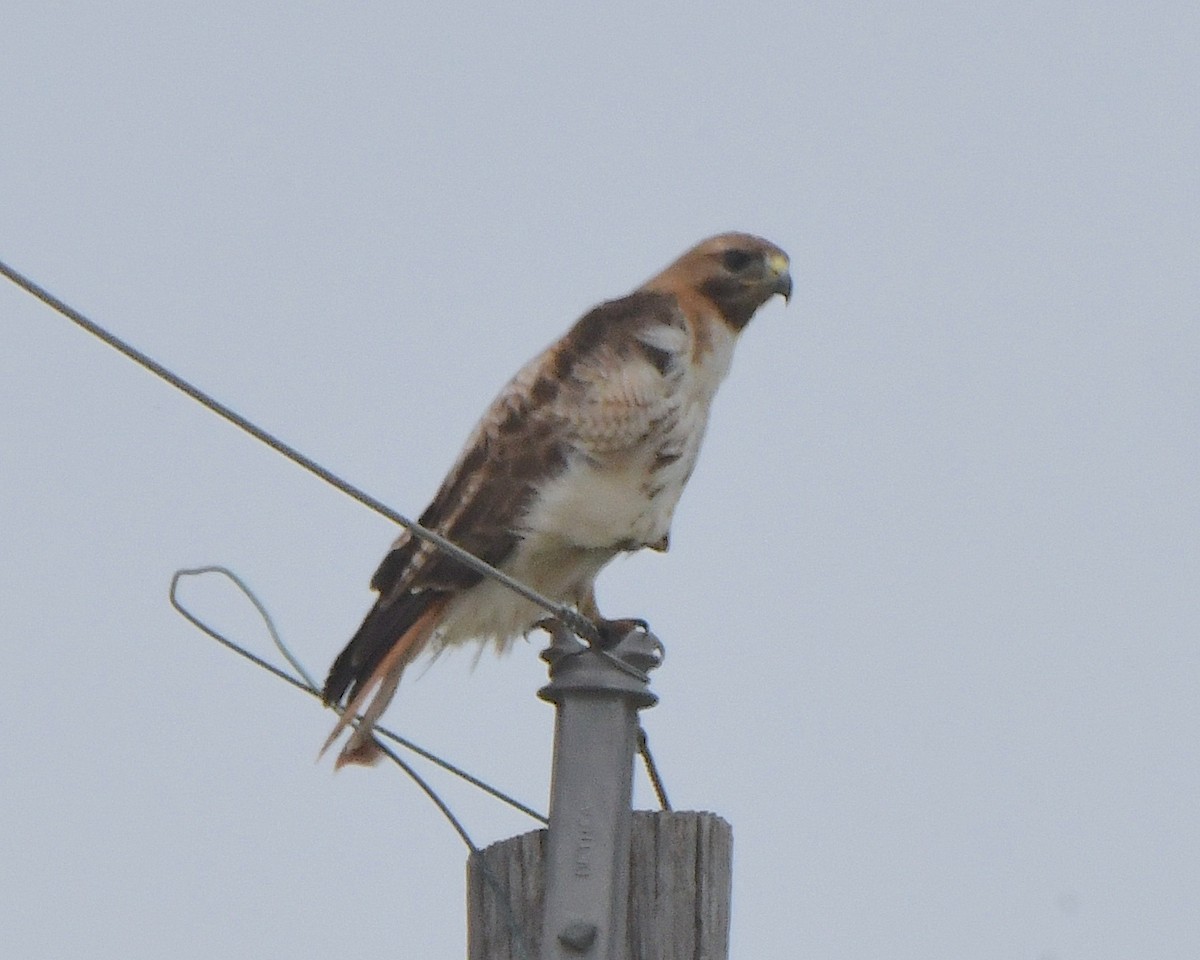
169,565,539,960
169,566,548,826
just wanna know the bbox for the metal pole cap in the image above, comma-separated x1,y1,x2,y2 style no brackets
537,620,664,708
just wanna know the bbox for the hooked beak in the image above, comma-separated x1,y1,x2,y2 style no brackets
766,252,792,303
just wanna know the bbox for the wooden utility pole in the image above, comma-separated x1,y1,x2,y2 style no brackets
466,625,733,960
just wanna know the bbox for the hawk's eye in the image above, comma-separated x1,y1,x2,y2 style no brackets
722,249,756,272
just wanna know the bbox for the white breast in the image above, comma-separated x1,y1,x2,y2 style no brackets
525,313,738,551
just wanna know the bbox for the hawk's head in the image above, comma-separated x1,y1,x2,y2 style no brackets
649,233,792,331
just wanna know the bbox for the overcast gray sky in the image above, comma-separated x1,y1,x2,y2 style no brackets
2,3,1197,958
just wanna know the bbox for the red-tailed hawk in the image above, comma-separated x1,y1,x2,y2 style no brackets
322,233,791,766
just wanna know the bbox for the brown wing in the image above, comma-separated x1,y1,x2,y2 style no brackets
321,369,565,707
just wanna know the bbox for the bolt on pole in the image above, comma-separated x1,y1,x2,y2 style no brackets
536,622,663,960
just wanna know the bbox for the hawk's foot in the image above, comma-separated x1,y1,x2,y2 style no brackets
594,617,651,649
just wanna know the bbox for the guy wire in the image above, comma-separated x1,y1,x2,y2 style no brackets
0,256,600,645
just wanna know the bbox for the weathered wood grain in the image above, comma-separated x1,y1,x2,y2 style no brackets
468,811,732,960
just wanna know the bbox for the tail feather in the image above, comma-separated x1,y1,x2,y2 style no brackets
321,592,451,767
323,588,449,706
